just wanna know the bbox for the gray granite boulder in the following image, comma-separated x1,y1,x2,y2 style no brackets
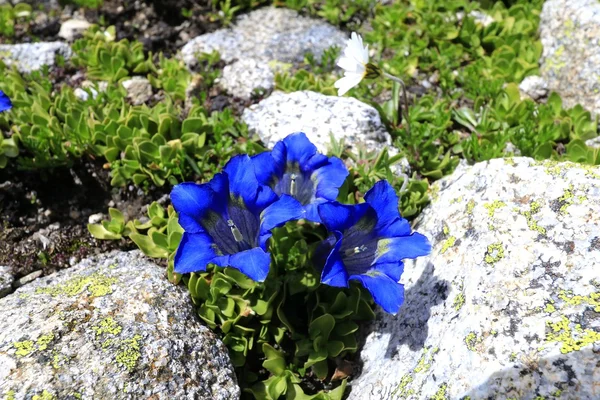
0,266,12,299
540,0,600,115
242,90,391,154
219,59,274,99
181,6,346,99
349,157,600,399
0,42,72,73
122,76,153,105
0,251,239,400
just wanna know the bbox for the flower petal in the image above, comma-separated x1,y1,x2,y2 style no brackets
174,232,217,274
225,154,277,213
350,272,405,314
252,152,281,187
321,231,349,287
364,180,412,237
337,55,359,72
281,132,319,168
313,156,349,201
334,73,364,96
318,202,371,233
374,233,431,264
370,261,405,282
171,182,218,233
260,194,304,233
213,247,271,282
0,90,12,112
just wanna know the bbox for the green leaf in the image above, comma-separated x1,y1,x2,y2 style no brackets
129,233,169,258
262,343,286,376
87,223,122,240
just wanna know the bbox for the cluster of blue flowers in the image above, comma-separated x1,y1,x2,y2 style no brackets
0,90,12,113
172,132,430,314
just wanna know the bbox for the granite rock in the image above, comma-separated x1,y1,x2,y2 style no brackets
219,58,274,100
0,266,12,299
0,251,239,400
121,77,153,105
242,90,391,154
540,0,600,115
349,157,600,399
58,19,92,41
0,42,72,73
519,75,549,101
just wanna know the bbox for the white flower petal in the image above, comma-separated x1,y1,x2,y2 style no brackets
344,32,369,65
337,56,361,73
334,72,364,96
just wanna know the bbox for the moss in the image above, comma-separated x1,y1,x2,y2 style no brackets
483,200,506,217
430,383,448,400
32,390,55,400
391,374,415,399
92,317,123,337
545,316,600,354
484,242,504,264
520,200,546,235
115,334,142,372
13,340,34,357
453,292,465,311
466,199,476,215
441,236,456,254
35,273,117,298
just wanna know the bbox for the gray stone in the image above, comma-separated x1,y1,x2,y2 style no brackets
242,90,391,154
219,59,274,100
585,136,600,149
519,75,549,101
540,0,600,115
13,270,42,289
0,251,239,400
349,157,600,399
0,266,12,299
121,77,153,105
58,19,91,41
0,42,72,73
181,7,346,67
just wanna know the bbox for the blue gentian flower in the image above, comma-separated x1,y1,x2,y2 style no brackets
252,132,349,222
0,90,12,112
316,180,431,314
171,155,304,281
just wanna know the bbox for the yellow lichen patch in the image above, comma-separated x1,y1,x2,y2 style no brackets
36,333,55,351
450,196,463,205
13,340,34,357
414,346,438,374
32,390,55,400
431,383,448,400
558,185,575,214
484,242,504,264
115,334,142,372
544,302,556,313
483,200,506,217
466,199,476,215
35,273,117,298
465,332,481,351
519,200,546,235
545,316,600,354
441,236,456,254
453,292,465,311
92,317,123,337
6,390,15,400
558,290,600,312
391,374,415,399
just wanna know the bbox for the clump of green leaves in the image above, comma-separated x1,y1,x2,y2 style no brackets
0,3,32,40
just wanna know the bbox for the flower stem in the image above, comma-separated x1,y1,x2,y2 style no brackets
382,72,411,139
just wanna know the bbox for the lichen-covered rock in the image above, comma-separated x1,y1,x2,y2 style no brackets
349,157,600,399
180,6,345,98
219,59,274,100
121,77,153,105
0,251,239,400
242,90,391,154
518,75,549,101
181,7,346,66
540,0,600,115
0,42,72,73
0,266,12,299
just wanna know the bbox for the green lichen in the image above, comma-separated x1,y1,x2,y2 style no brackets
391,374,415,399
13,340,34,357
430,383,448,400
504,157,516,166
442,224,450,235
73,393,82,399
483,200,506,217
414,347,438,373
115,334,142,372
6,390,15,400
545,316,600,354
32,390,55,400
558,290,600,312
453,292,465,311
465,332,480,351
552,389,562,397
509,352,517,362
35,273,117,298
520,200,546,235
36,333,54,351
484,242,504,264
92,317,123,337
544,302,556,313
441,236,456,254
558,185,575,214
450,196,463,204
466,199,476,215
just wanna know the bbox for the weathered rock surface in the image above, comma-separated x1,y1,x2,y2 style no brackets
518,75,549,101
349,157,600,399
0,266,12,299
540,0,600,115
219,59,274,99
58,19,91,41
181,6,346,99
0,251,239,400
242,90,391,154
0,42,72,73
121,76,153,105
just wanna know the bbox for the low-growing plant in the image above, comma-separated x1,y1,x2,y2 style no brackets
0,3,32,40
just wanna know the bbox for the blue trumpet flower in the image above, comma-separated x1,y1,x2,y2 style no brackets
171,155,304,281
316,180,431,314
0,91,12,112
252,132,348,222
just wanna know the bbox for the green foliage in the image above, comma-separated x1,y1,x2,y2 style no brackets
275,47,341,95
0,3,32,39
60,0,104,8
273,0,376,26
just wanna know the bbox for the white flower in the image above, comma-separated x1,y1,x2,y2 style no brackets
334,32,370,96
